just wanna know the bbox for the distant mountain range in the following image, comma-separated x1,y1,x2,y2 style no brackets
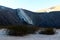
0,5,60,28
36,5,60,12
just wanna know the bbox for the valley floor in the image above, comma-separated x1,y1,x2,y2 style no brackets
0,29,60,40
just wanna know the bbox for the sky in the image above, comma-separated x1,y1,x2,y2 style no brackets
0,0,60,11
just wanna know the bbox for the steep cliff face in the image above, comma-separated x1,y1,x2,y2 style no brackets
0,6,23,25
20,9,60,28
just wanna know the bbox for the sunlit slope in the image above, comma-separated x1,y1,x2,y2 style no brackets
36,5,60,12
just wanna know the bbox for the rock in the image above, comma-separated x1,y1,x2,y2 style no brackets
39,28,55,35
6,25,39,36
